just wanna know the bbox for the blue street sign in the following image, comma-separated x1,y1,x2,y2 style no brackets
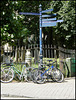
42,18,56,21
42,20,63,27
42,9,53,13
19,4,63,68
42,20,63,23
42,21,56,23
19,12,40,15
57,20,63,22
42,14,56,17
42,22,57,27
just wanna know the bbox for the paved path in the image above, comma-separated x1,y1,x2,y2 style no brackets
1,77,75,99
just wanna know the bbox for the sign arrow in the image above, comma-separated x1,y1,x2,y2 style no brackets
57,20,63,22
42,20,63,27
42,20,63,23
19,12,40,15
42,22,57,27
42,14,56,17
42,9,53,13
42,18,56,21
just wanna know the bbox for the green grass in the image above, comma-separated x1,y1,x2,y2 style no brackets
16,57,60,70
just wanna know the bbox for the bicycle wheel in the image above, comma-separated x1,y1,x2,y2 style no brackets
31,68,38,83
52,68,64,83
1,67,14,83
33,69,46,84
23,67,36,82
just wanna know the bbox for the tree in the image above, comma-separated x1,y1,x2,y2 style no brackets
1,1,51,46
52,1,75,49
1,1,75,49
1,1,29,46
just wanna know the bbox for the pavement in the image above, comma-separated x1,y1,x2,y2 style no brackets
1,77,75,99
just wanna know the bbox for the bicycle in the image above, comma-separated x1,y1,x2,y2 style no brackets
1,61,37,83
33,60,64,84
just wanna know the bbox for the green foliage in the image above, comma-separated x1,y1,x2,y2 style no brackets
1,1,51,46
1,1,75,49
51,1,75,49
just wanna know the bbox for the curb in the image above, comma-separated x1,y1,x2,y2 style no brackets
1,94,35,99
64,77,75,80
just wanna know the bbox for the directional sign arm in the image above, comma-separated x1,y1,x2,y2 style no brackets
42,9,53,13
42,14,56,17
42,22,57,27
42,18,56,21
42,20,63,27
42,20,63,23
57,20,63,22
19,12,40,15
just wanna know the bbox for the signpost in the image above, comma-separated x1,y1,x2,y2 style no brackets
19,12,40,15
19,4,63,67
39,4,43,65
42,14,56,17
42,9,53,13
42,18,57,21
42,21,57,27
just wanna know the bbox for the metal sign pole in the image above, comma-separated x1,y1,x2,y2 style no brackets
39,4,43,67
19,4,63,68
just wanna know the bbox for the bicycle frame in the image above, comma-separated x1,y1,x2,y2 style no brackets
9,65,26,80
41,65,54,77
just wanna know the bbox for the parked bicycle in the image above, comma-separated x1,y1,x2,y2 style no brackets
1,60,37,83
33,60,64,84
